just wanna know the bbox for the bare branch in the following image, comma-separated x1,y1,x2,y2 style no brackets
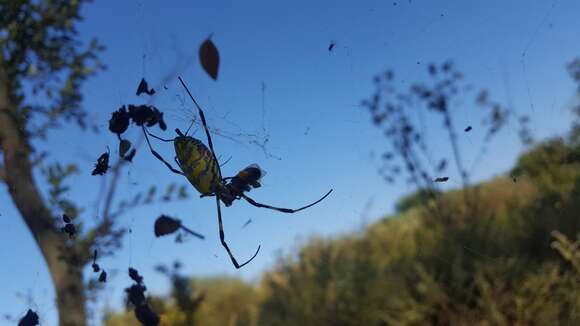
77,154,130,262
102,156,129,221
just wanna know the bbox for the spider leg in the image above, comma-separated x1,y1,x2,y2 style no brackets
241,189,333,213
178,76,223,178
178,77,260,268
142,126,184,175
215,195,261,269
145,129,174,142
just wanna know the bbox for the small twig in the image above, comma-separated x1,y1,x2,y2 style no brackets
102,156,128,222
179,225,205,240
30,151,48,167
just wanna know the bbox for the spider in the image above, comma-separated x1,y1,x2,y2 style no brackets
142,76,333,269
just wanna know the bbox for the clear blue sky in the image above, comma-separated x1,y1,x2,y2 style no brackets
1,0,579,324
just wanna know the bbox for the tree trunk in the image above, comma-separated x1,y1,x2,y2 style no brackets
0,70,87,325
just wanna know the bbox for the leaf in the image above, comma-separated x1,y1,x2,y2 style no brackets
128,267,144,284
136,78,155,96
127,105,166,130
91,150,110,176
109,106,130,135
18,309,39,326
199,38,220,80
126,283,147,306
124,149,137,162
61,223,77,238
98,270,107,282
119,139,132,157
154,215,181,237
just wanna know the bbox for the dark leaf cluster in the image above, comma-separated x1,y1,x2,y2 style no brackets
90,249,107,282
136,78,155,96
91,149,110,176
60,214,76,238
106,78,169,166
124,267,160,326
109,104,167,136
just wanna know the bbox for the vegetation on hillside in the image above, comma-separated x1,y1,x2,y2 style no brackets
105,133,580,325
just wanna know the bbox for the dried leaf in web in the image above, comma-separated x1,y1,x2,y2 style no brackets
126,283,147,306
91,149,110,176
119,139,132,158
129,267,144,284
154,215,181,237
136,78,155,96
61,223,76,238
199,38,220,80
154,215,205,239
328,41,335,51
109,106,130,135
18,309,39,326
98,270,107,282
124,149,137,162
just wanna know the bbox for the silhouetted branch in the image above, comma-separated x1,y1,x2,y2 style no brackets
77,218,125,264
103,155,129,222
78,152,130,263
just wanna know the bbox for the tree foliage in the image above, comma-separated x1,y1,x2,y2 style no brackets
0,2,195,325
0,1,108,324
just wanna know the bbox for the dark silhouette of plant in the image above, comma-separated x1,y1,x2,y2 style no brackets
567,58,580,144
155,262,205,326
362,61,515,191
